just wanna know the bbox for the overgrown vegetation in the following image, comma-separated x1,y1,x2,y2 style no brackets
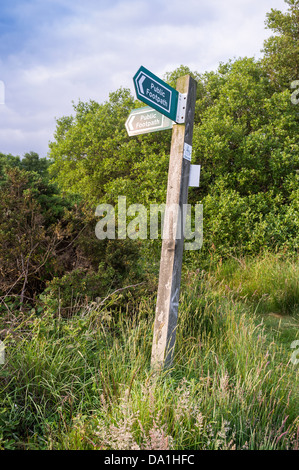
0,258,298,450
0,0,298,450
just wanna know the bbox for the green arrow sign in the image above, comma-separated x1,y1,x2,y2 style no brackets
133,66,180,123
125,106,173,136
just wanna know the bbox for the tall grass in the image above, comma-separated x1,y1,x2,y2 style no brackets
0,255,298,450
213,252,299,316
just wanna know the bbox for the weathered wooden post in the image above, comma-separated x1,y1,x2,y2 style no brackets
151,74,197,370
128,67,197,370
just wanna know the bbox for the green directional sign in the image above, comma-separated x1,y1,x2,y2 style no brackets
133,66,179,123
125,106,173,136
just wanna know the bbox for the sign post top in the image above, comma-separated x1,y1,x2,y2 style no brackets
133,66,185,123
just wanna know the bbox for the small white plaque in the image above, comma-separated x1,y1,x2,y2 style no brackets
183,143,192,161
189,165,201,187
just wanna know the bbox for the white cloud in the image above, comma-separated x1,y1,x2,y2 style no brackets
0,0,289,157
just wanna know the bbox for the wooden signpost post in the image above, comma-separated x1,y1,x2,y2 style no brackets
150,75,197,370
129,67,197,370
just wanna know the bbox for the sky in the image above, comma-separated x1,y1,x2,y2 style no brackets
0,0,288,158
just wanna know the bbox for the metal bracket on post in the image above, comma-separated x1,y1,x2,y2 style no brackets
176,93,187,123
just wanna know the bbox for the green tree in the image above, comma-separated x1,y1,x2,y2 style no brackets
49,88,172,207
262,0,299,89
191,57,298,255
0,153,21,181
0,156,142,309
20,151,51,177
0,168,62,303
192,58,298,198
49,58,299,257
